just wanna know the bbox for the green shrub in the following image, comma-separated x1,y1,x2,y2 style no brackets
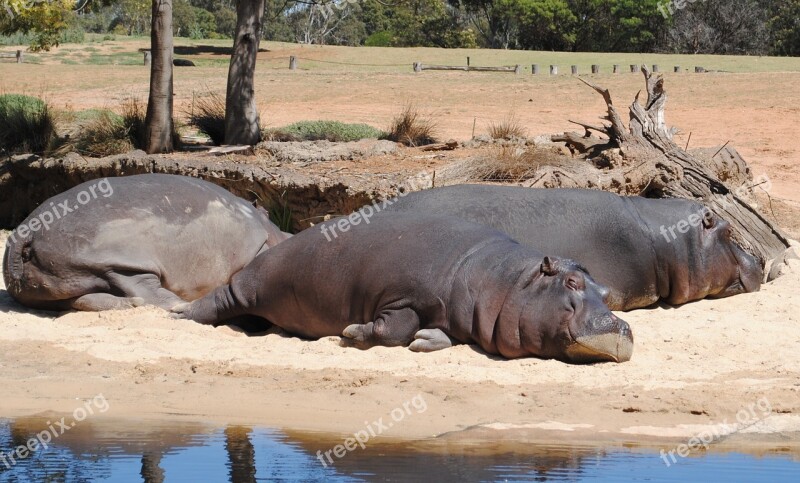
365,31,393,47
263,120,386,142
0,94,57,154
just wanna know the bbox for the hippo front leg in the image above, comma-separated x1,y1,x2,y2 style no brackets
409,328,456,352
71,293,145,311
341,308,420,350
107,272,185,310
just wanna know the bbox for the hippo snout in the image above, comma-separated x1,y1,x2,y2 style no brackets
565,313,634,363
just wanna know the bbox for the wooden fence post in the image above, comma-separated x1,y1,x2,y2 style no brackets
652,64,660,73
613,64,620,74
571,65,578,75
514,64,521,75
630,64,638,73
16,50,23,64
289,56,297,70
550,65,558,75
674,65,681,73
695,66,706,73
413,62,422,72
143,51,151,66
591,64,600,74
532,64,539,75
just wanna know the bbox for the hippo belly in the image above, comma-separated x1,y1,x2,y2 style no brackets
3,174,291,311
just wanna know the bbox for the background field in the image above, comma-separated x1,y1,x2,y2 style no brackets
2,36,799,205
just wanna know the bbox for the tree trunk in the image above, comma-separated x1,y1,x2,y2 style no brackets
551,66,790,263
225,426,257,483
225,0,265,146
144,0,174,154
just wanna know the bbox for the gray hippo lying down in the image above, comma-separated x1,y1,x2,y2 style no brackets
382,185,762,311
173,213,633,363
3,174,291,311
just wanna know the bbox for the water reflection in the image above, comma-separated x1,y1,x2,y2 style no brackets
0,415,798,482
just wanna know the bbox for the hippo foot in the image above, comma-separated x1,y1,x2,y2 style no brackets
409,328,455,352
170,301,219,326
341,323,375,350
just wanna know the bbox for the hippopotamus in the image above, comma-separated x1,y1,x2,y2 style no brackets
172,213,633,363
381,185,762,311
3,174,291,311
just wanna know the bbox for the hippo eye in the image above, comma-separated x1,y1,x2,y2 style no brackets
702,215,715,230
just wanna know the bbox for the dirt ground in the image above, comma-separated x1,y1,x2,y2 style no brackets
2,46,800,451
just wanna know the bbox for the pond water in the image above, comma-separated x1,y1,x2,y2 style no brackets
0,418,797,482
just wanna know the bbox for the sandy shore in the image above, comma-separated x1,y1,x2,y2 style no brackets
1,231,799,450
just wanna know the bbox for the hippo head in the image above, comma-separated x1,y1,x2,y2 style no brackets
664,208,762,305
503,257,634,363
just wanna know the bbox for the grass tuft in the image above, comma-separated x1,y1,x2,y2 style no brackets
439,145,574,184
187,91,226,145
61,98,150,156
385,103,437,147
487,114,527,140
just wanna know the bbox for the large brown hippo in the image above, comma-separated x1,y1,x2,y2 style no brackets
381,185,762,310
3,174,291,311
173,213,633,363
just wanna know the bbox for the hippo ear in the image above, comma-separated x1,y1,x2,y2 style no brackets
541,256,559,276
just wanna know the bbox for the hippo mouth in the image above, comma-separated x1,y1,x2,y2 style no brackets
710,251,763,299
564,314,634,363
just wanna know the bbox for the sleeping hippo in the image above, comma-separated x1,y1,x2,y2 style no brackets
3,174,291,311
172,213,633,363
381,185,762,311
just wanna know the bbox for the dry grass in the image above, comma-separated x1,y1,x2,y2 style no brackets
187,91,226,145
120,97,148,149
487,113,527,140
385,103,437,147
61,98,150,156
438,144,574,184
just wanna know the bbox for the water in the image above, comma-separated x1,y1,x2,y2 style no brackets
0,417,797,482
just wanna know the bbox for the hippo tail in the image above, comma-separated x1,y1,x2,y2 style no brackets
256,205,293,249
2,231,27,298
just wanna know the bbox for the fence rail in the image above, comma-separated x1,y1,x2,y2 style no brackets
0,50,23,63
406,59,709,75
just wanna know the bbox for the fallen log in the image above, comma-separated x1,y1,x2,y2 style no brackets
550,66,789,263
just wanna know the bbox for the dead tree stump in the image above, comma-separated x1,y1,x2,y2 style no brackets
551,66,789,263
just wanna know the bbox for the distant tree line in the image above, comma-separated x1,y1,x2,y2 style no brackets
3,0,800,55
